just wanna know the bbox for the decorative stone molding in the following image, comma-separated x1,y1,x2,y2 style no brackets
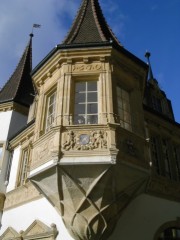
125,139,136,156
32,132,59,169
0,220,58,240
62,130,107,151
0,227,21,240
72,63,102,72
4,183,41,210
0,193,5,211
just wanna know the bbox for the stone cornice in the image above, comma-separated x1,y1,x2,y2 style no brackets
0,102,29,115
8,122,35,149
3,182,41,210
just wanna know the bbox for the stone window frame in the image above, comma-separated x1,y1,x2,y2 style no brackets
40,85,57,134
173,144,180,181
0,141,6,170
154,219,180,240
115,84,132,131
45,89,57,133
71,75,100,125
149,132,180,181
73,80,98,125
16,146,31,187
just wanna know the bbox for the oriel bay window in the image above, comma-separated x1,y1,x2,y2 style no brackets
74,81,98,124
116,86,132,131
45,91,56,132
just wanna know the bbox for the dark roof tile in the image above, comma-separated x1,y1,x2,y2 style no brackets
63,0,122,47
0,35,35,107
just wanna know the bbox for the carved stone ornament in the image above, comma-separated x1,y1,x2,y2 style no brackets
126,139,136,156
0,220,58,240
72,63,102,72
62,130,107,151
0,193,5,211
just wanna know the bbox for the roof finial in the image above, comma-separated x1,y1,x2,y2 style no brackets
145,51,154,80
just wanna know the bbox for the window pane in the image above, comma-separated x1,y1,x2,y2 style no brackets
75,92,85,103
122,89,129,100
74,81,98,124
76,82,86,92
49,94,56,105
75,104,85,114
123,101,130,111
87,92,97,102
87,103,97,114
45,92,56,132
116,86,131,131
74,115,85,124
87,115,98,124
0,147,3,160
87,81,97,91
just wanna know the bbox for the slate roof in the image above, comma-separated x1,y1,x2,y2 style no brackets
63,0,122,47
0,34,35,107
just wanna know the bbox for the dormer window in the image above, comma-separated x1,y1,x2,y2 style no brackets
74,81,98,124
116,86,132,131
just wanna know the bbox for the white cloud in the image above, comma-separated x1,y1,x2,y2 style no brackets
0,0,79,88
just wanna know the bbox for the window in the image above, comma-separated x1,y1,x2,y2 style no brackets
45,92,56,132
0,146,3,163
18,149,30,186
74,81,98,124
0,144,4,169
116,86,131,131
162,139,171,179
150,136,161,175
152,95,162,113
158,227,180,239
174,146,180,181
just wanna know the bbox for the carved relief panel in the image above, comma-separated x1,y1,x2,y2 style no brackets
31,131,60,170
62,129,108,152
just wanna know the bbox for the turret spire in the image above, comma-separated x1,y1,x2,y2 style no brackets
0,34,35,107
145,51,159,85
62,0,122,47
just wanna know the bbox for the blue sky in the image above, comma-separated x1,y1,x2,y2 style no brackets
0,0,179,122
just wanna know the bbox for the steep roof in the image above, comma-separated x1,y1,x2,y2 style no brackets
0,34,35,107
63,0,122,47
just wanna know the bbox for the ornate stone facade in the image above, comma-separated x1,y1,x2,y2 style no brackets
62,130,107,151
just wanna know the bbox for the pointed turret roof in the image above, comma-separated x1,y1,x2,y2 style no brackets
0,34,35,107
63,0,122,46
145,52,159,86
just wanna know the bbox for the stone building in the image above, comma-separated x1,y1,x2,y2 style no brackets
0,0,180,239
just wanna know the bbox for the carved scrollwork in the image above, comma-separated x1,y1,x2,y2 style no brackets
72,63,102,72
62,130,107,151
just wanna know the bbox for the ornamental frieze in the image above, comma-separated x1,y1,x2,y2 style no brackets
62,130,107,151
72,63,102,72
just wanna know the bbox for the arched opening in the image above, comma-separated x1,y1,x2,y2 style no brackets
154,220,180,240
